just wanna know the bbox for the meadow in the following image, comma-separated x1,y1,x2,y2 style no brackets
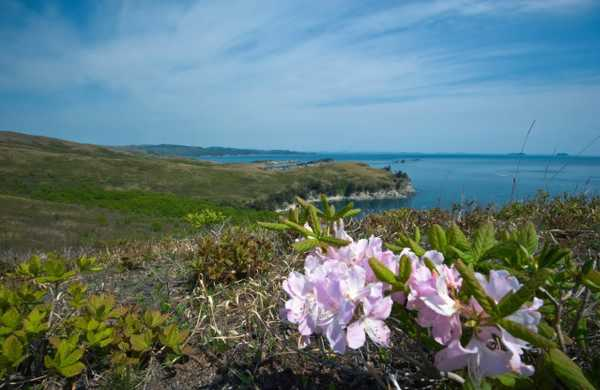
0,131,408,253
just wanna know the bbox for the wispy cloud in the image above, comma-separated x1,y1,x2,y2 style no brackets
0,0,599,153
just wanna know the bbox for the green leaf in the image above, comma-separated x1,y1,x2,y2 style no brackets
495,268,551,318
368,257,401,288
545,348,595,390
2,335,25,365
428,224,448,252
538,245,571,269
414,226,421,243
159,325,189,355
447,245,474,263
398,255,412,283
406,237,426,256
0,308,21,332
514,222,539,255
318,235,351,247
295,196,313,210
60,345,84,368
384,243,405,254
333,202,356,220
15,256,43,277
472,223,497,262
423,257,438,274
292,239,321,253
538,321,557,340
76,256,103,273
130,333,152,352
497,319,557,350
344,208,361,218
582,270,600,292
454,260,497,315
44,338,86,378
447,223,471,252
87,326,113,347
58,362,86,378
23,307,49,334
282,220,314,237
144,310,168,328
307,205,321,236
482,241,521,262
320,194,334,219
287,207,300,224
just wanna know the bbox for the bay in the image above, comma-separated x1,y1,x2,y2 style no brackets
196,153,600,212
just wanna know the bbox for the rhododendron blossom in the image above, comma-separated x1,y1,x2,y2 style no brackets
281,227,544,381
434,269,543,381
282,228,397,353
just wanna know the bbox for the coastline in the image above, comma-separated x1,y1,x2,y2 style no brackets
275,183,416,211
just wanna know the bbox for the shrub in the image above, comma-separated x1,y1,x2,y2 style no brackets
184,209,226,229
190,226,275,286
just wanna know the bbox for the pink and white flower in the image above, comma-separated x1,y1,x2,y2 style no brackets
282,227,545,381
434,269,543,381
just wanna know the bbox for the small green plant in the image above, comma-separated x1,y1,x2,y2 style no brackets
184,209,226,229
0,253,191,385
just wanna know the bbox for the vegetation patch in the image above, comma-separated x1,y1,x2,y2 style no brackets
0,254,190,388
189,226,278,286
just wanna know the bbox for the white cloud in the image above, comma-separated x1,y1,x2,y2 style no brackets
0,0,599,153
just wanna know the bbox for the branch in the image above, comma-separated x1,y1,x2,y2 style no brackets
540,287,566,352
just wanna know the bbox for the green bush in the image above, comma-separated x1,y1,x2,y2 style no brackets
190,226,275,285
184,209,226,229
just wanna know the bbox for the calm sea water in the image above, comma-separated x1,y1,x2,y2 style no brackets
198,153,600,212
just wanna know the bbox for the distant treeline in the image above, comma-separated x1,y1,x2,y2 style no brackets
118,144,310,157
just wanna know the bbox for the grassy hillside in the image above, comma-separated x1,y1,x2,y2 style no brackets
0,131,411,251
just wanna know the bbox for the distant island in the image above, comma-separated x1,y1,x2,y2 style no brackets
117,144,311,158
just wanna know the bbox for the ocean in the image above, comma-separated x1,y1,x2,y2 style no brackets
197,153,600,212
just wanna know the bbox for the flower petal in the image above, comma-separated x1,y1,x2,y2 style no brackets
434,339,477,372
364,318,391,347
347,320,366,349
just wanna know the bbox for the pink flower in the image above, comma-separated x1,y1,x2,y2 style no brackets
406,252,462,345
435,326,535,381
282,229,401,354
435,269,543,381
347,294,393,349
282,271,318,336
475,270,543,331
327,236,400,283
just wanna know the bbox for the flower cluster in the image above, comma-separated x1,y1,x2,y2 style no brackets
408,253,543,381
281,228,544,381
282,229,396,353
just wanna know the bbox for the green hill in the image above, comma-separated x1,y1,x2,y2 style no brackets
0,131,412,251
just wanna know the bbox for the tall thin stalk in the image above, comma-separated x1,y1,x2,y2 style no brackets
511,120,536,202
543,146,557,192
548,134,600,183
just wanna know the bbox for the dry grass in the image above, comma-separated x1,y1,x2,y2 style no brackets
2,195,598,389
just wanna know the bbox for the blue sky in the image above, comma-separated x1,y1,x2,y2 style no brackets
1,0,599,153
